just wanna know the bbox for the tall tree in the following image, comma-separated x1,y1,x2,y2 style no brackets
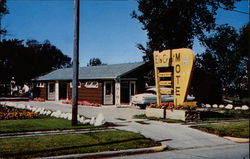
201,24,241,88
196,24,248,98
87,58,105,66
132,0,240,62
0,39,72,84
0,0,8,40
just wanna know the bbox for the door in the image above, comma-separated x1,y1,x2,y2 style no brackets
121,81,136,104
59,82,67,100
48,82,55,100
104,81,113,105
121,81,130,104
130,81,136,102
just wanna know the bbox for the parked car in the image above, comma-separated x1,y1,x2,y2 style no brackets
131,87,195,109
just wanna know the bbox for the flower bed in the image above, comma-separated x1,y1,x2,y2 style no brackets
0,105,39,120
1,102,106,126
33,97,45,102
62,100,101,107
149,101,197,110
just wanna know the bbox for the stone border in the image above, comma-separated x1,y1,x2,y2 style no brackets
166,110,186,121
38,145,168,159
223,136,249,143
146,107,165,118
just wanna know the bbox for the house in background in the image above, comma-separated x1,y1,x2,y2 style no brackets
34,62,147,106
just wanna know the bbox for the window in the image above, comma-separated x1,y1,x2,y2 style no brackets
36,82,45,88
105,83,111,95
84,81,99,88
49,83,55,93
70,82,81,88
131,83,135,96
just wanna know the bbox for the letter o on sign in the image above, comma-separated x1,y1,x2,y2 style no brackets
176,64,181,73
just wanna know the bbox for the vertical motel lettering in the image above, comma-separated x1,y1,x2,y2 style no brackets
175,53,181,105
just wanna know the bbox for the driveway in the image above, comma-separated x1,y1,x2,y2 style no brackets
2,101,242,150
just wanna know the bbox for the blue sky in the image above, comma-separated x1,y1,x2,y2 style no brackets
2,0,249,66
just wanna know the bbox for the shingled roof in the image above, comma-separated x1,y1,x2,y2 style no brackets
35,62,145,81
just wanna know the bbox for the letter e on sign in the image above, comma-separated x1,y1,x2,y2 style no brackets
175,87,180,96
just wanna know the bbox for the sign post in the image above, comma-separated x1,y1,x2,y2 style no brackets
153,48,195,107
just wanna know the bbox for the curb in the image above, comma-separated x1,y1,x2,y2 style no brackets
38,144,168,159
223,136,249,143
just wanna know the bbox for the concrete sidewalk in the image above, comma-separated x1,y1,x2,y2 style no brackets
2,101,238,149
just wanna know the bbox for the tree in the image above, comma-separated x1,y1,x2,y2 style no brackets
132,0,240,62
237,24,249,95
196,24,248,99
87,58,105,66
0,0,9,40
201,24,241,88
0,39,72,84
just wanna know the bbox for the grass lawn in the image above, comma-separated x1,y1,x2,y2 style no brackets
200,109,249,121
191,121,249,138
0,115,162,158
0,130,161,158
0,116,114,133
134,114,184,123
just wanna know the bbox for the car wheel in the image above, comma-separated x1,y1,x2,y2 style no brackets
138,104,147,109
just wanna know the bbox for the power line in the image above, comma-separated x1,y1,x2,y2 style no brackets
7,0,136,1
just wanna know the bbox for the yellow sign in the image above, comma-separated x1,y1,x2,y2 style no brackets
153,48,195,106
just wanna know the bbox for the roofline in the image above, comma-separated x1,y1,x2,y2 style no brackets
34,62,145,81
117,62,146,78
34,77,117,81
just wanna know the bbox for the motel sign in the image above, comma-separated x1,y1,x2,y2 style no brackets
153,48,195,106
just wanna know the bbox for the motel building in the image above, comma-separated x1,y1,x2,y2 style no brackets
34,62,147,106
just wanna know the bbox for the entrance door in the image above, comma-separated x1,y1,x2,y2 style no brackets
130,81,136,101
48,82,55,100
59,82,67,100
121,81,136,104
121,81,130,104
104,81,113,105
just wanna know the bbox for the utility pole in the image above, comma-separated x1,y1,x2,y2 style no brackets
72,0,80,126
0,14,2,42
249,0,250,22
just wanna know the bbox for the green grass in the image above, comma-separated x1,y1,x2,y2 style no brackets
191,121,249,138
133,114,184,123
200,109,249,121
0,130,161,158
0,117,114,133
135,121,150,125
